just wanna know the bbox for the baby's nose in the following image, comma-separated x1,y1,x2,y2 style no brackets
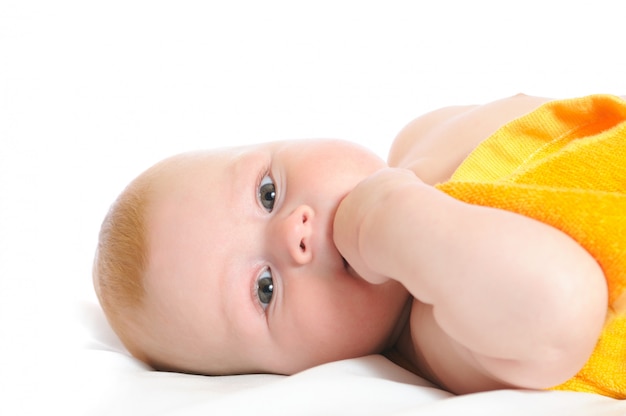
280,205,314,265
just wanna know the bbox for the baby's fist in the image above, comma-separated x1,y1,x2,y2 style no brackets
333,167,419,284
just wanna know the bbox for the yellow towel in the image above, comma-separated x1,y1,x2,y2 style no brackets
435,94,626,399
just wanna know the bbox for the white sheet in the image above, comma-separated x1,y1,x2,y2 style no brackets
80,304,625,416
2,1,625,414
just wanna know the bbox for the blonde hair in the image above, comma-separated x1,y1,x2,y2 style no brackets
93,154,209,368
93,172,154,360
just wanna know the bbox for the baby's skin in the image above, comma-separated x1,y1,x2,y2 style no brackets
98,94,608,394
335,94,606,393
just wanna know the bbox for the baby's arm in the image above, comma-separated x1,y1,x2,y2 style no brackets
333,168,608,391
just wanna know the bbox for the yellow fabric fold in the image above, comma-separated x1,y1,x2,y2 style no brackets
435,94,626,399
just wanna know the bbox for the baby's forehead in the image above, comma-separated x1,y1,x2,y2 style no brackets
142,141,291,216
156,143,272,173
153,138,312,174
141,150,229,192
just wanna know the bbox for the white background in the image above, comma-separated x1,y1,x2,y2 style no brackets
1,1,625,413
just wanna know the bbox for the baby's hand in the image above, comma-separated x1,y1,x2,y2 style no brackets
333,167,420,284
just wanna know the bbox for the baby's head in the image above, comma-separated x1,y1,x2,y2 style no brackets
94,139,410,375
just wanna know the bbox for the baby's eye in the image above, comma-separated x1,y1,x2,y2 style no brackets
258,174,276,212
256,268,274,310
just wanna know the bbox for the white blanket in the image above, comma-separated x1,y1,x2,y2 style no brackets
81,307,625,416
2,1,625,414
80,305,624,415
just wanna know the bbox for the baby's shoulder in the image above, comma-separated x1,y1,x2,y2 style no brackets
388,94,552,184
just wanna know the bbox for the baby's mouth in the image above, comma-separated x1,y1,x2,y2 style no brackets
341,256,362,280
341,255,349,270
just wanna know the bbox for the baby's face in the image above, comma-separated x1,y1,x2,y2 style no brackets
140,139,409,375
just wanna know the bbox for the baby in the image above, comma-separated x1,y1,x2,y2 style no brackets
94,93,626,398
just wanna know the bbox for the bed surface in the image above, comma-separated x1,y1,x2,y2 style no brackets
80,303,625,416
2,1,625,414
